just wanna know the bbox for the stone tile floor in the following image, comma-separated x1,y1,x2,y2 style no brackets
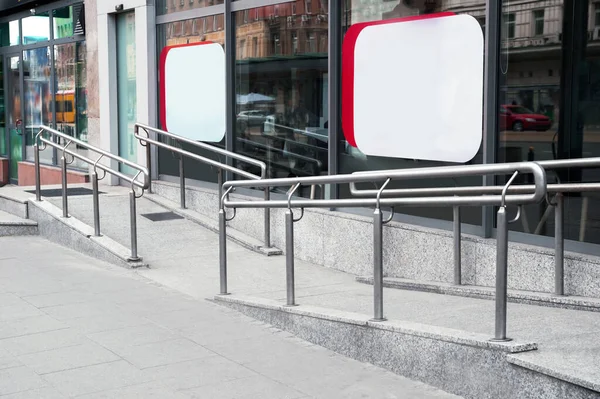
0,235,458,398
45,188,600,393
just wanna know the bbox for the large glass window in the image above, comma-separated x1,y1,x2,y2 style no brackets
234,3,329,197
156,0,224,16
339,1,486,225
498,0,600,245
54,42,88,169
156,14,225,183
23,47,52,165
22,12,50,44
53,5,85,39
0,20,19,47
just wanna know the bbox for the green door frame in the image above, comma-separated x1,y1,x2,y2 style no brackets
3,51,25,184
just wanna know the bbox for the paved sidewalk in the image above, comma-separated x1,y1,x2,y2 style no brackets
48,189,600,391
0,235,458,398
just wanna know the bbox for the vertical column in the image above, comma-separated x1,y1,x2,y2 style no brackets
453,206,462,285
129,190,140,261
482,0,502,238
285,209,296,306
92,172,101,236
179,156,186,209
34,144,41,201
372,208,385,321
61,155,69,218
264,188,271,248
494,206,510,341
219,208,228,295
555,193,564,295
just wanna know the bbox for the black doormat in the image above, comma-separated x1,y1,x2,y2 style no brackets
141,211,184,222
25,187,104,197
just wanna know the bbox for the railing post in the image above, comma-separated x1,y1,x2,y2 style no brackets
34,143,41,201
61,154,68,218
217,169,223,211
372,207,386,321
493,205,510,341
92,172,101,236
285,209,295,306
264,188,271,248
128,190,140,262
453,205,462,285
146,140,152,194
555,193,564,296
219,208,228,295
179,156,186,209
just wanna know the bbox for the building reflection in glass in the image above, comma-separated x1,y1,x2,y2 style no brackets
233,1,329,197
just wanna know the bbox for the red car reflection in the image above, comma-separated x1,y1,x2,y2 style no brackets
500,105,551,132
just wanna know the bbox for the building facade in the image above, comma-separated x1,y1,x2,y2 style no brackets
1,0,599,266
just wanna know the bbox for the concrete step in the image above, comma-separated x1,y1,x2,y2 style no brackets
0,186,30,219
0,184,146,269
0,210,38,236
213,294,599,399
356,276,600,312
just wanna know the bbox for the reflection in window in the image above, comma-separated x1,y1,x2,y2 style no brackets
499,0,600,245
339,0,486,225
23,47,52,165
155,15,225,183
53,4,86,39
234,3,329,197
156,0,223,16
504,13,516,39
54,42,88,169
533,9,544,36
22,12,51,44
0,20,20,47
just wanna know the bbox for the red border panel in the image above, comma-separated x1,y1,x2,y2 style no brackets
341,12,455,148
159,41,214,132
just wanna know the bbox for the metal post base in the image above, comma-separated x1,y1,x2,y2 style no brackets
489,337,513,343
127,257,141,262
369,317,388,322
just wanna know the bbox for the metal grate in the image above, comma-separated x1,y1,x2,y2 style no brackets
141,212,184,222
25,188,103,197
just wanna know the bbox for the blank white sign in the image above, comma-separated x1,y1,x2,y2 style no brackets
161,42,226,143
348,14,484,163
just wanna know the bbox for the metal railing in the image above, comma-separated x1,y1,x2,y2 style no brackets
33,125,150,262
349,157,600,296
133,123,272,248
219,161,548,342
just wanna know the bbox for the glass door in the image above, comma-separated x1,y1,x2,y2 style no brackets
5,53,23,182
116,11,137,175
23,46,53,166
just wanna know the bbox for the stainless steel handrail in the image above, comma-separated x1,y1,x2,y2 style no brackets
134,123,272,248
348,156,600,296
219,161,548,341
33,125,149,262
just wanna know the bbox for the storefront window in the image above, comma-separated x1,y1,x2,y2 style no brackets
499,0,600,245
0,20,19,47
54,42,88,169
156,15,225,183
339,0,486,225
53,4,85,39
23,47,52,165
156,0,224,16
22,12,50,44
234,2,329,198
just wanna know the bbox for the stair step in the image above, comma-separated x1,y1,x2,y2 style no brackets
356,276,600,312
0,210,37,237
